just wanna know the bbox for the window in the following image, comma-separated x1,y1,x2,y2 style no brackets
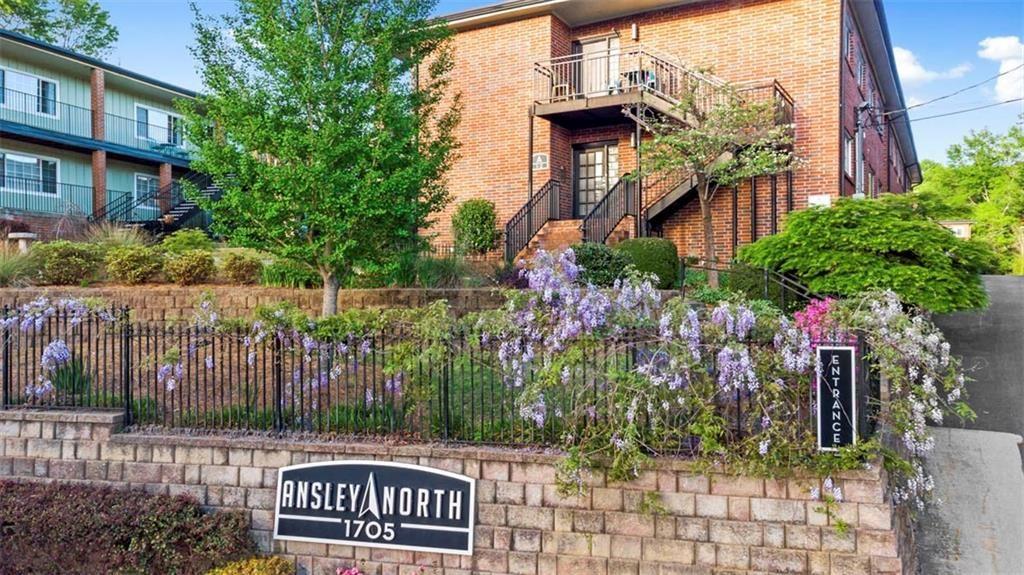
0,67,58,116
135,104,183,146
843,132,855,178
134,174,161,210
844,15,855,65
0,151,58,195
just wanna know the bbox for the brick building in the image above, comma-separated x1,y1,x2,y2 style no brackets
434,0,921,261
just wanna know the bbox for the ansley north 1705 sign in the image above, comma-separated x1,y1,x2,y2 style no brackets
273,461,476,555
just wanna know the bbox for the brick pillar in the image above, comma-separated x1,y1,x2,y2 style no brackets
90,68,106,218
90,68,105,140
91,150,106,218
159,163,173,215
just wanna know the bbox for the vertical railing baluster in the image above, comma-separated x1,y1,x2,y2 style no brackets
121,308,133,426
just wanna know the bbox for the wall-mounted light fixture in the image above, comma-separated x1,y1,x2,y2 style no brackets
631,23,639,41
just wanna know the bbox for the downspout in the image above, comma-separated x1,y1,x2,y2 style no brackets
838,0,847,199
854,101,869,198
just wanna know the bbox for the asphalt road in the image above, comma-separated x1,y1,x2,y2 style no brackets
919,276,1024,575
932,275,1024,438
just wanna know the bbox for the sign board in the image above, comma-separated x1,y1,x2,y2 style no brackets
532,153,549,170
274,461,476,555
816,346,857,451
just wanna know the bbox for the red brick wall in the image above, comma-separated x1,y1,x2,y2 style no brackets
439,0,912,258
431,15,566,242
839,0,909,197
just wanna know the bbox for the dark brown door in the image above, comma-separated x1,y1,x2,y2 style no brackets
573,142,619,218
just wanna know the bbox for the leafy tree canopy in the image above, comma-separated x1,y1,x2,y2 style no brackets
639,77,798,282
181,0,460,315
910,126,1024,274
738,195,999,313
1,0,118,57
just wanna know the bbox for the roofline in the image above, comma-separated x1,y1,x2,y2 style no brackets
873,0,920,184
0,29,197,99
439,0,561,26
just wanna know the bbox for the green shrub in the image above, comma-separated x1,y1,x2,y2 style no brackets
571,242,631,287
0,246,38,287
615,237,679,289
0,480,253,574
33,241,102,285
738,195,999,313
207,557,296,575
161,228,214,254
416,256,471,288
221,252,263,285
452,199,500,254
164,250,216,285
690,284,735,304
105,245,164,285
261,259,322,288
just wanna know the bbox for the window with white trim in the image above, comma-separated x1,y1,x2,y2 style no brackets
0,151,58,195
134,174,161,209
135,104,183,146
843,132,855,178
0,68,58,116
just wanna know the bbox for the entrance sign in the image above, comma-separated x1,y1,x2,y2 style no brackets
816,346,857,451
273,461,476,555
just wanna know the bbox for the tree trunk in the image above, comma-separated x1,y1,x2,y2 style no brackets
321,271,340,317
699,188,718,288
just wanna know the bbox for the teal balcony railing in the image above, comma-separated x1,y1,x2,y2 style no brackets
1,87,190,160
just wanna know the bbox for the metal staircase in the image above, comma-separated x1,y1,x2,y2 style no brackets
90,171,221,235
503,178,561,263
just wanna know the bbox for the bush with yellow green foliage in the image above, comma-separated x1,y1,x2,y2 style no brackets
206,556,295,575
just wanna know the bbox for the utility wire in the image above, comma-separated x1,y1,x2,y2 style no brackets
867,97,1022,128
883,62,1024,117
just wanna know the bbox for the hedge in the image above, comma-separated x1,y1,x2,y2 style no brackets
0,481,254,574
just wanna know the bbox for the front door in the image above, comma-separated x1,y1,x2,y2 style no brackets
574,142,619,218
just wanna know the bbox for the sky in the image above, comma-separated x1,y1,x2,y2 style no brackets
96,0,1024,164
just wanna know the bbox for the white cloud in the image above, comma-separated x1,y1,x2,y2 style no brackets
894,46,971,84
905,95,924,107
978,36,1024,102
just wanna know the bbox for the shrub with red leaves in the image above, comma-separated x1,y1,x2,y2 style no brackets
0,481,254,575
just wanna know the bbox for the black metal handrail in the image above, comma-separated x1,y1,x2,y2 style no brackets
681,258,819,312
90,171,211,223
580,172,638,244
0,175,99,215
504,179,560,263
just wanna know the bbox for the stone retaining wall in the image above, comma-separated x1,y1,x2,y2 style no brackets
0,286,506,320
0,409,911,575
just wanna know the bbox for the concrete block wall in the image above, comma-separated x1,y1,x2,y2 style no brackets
0,409,912,575
0,286,507,321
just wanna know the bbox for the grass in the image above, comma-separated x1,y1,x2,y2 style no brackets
83,221,154,252
0,245,38,287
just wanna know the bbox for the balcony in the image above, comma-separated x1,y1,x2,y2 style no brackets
0,88,190,164
532,46,793,130
0,174,115,217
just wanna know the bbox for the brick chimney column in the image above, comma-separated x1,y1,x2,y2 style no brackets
159,163,173,214
90,68,106,217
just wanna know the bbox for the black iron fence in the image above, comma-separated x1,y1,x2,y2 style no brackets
0,307,874,451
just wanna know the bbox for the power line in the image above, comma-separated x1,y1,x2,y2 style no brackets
874,97,1022,127
883,62,1024,117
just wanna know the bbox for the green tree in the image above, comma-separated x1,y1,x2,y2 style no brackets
738,195,999,313
1,0,118,57
639,78,798,285
911,126,1024,274
181,0,460,316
